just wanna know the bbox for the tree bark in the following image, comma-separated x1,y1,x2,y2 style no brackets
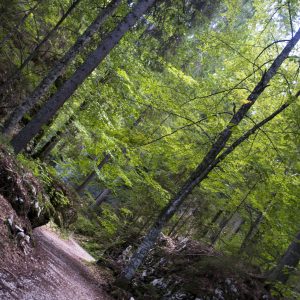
32,129,64,160
11,0,156,153
120,30,300,281
76,153,111,194
201,209,223,238
3,0,121,137
32,71,111,159
168,205,190,237
239,211,263,253
0,0,81,92
90,188,111,210
268,230,300,283
210,183,256,245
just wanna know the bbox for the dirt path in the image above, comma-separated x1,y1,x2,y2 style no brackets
0,226,112,300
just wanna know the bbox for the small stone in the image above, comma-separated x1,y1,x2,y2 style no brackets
230,284,238,293
24,235,30,244
15,225,24,233
142,270,147,278
16,232,25,239
7,215,14,228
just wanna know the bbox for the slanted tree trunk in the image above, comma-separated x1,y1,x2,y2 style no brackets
32,99,88,159
32,71,112,159
32,129,64,160
119,30,300,282
76,153,111,194
90,188,111,210
11,0,156,153
240,198,274,253
268,230,300,283
229,217,245,237
0,0,81,94
172,208,196,239
202,209,223,238
3,0,121,137
239,211,263,253
168,205,190,237
210,183,257,245
210,213,230,245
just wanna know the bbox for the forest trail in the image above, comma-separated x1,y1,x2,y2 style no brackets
0,226,112,300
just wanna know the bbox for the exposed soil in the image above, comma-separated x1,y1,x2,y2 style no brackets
0,225,112,300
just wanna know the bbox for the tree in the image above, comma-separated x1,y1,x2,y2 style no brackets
0,0,82,93
76,153,111,194
268,230,300,283
2,0,121,137
120,29,300,281
10,0,157,153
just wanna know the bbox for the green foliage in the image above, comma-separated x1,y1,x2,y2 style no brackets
1,0,300,292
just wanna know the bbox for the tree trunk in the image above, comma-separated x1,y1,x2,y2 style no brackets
210,183,257,245
168,206,190,237
210,214,230,245
3,0,121,137
173,209,195,239
1,0,81,91
201,209,223,238
11,0,156,153
32,72,111,159
119,30,300,281
240,199,274,253
90,188,111,210
268,230,300,283
76,153,111,194
229,217,245,237
32,130,64,160
239,211,263,253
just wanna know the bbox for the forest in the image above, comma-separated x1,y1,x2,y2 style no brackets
0,0,299,299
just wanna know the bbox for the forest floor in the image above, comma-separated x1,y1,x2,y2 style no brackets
0,225,112,300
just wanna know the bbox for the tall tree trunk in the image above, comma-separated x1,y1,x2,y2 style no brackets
239,211,263,253
201,209,223,238
210,214,230,245
0,0,42,49
210,184,256,245
268,230,300,283
31,99,88,158
228,217,245,237
173,209,195,239
11,0,156,153
168,205,190,237
119,30,300,282
90,188,111,210
0,0,81,92
32,129,64,160
32,71,111,159
2,0,121,137
76,153,111,194
239,199,274,253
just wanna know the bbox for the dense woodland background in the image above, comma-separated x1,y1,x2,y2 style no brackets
0,0,300,298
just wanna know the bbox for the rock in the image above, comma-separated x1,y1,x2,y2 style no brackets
24,235,30,244
214,288,224,300
16,232,25,239
15,225,24,233
151,278,167,289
